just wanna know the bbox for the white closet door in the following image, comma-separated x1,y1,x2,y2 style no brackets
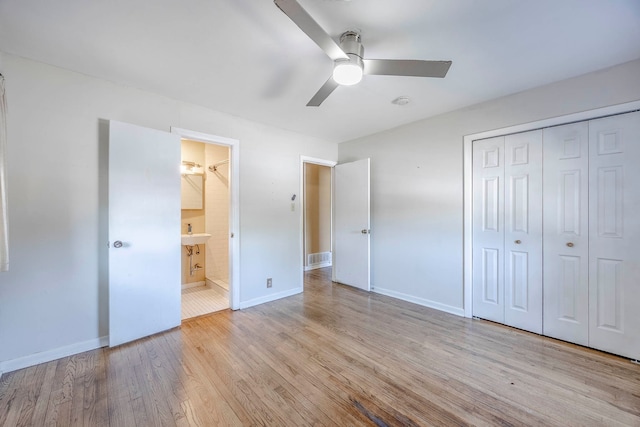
472,137,505,323
503,131,543,333
588,111,640,360
542,122,590,345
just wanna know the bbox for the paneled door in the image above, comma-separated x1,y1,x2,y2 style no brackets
503,131,542,333
109,120,181,347
588,111,640,360
333,158,370,291
543,122,590,346
472,136,505,323
472,132,542,332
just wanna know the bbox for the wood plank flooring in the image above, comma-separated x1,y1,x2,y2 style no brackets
1,267,639,426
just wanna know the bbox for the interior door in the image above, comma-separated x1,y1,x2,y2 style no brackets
503,131,543,333
333,158,370,291
588,111,640,360
472,136,505,323
543,122,590,346
109,120,181,347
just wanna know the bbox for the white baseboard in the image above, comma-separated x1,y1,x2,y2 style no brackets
304,261,332,271
0,336,109,375
239,287,303,309
181,280,206,290
206,277,229,290
373,287,465,317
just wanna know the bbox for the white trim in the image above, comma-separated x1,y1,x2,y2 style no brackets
170,127,239,146
0,336,108,374
462,100,640,318
239,287,303,309
171,127,241,311
373,287,465,317
181,280,206,290
299,156,337,290
463,100,640,144
300,156,338,168
463,133,474,318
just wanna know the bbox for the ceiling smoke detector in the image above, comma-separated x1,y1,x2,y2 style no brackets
392,96,411,106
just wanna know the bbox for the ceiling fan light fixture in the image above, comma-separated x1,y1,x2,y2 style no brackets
273,1,451,106
333,60,363,86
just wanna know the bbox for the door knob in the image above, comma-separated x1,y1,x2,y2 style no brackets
361,229,370,234
566,242,574,247
514,240,521,244
113,240,123,248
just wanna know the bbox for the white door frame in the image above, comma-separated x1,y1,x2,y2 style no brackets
299,156,337,287
463,100,640,318
172,127,241,310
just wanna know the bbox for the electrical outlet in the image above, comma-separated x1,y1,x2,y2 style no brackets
267,278,272,288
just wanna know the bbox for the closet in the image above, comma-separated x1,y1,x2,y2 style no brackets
471,110,640,360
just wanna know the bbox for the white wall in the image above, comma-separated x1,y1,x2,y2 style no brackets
338,59,640,315
0,53,337,369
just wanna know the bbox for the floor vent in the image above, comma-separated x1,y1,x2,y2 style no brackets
306,252,332,270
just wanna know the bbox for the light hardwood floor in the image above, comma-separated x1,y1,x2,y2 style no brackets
1,267,639,426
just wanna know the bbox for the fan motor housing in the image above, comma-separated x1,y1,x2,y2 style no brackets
340,31,364,59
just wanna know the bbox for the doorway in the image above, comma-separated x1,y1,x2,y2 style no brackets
108,122,240,347
172,127,240,314
300,157,336,285
179,138,231,319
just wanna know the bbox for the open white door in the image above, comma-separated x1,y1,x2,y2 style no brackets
333,158,370,291
109,121,181,347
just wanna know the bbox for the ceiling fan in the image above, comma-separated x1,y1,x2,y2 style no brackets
273,0,452,106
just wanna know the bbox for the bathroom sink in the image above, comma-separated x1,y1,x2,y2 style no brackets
181,233,211,246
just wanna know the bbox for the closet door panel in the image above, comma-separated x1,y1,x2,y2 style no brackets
543,122,589,345
589,111,640,360
504,131,543,333
472,137,505,323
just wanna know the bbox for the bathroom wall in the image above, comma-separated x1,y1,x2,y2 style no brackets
304,163,331,266
181,139,206,285
204,143,230,287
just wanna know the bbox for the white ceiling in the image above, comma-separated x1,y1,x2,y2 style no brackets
1,0,639,143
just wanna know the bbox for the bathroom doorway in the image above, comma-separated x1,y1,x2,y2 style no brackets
172,127,240,320
180,139,229,319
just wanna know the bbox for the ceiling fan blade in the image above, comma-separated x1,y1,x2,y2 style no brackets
307,77,339,107
363,59,452,78
274,0,348,61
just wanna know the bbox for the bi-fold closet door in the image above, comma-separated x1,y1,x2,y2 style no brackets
542,122,590,345
544,112,640,359
472,130,543,334
473,110,640,360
